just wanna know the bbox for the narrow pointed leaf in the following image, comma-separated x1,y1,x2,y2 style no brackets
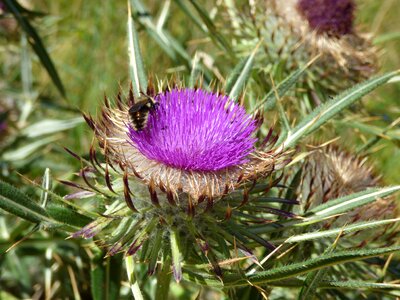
3,0,65,97
225,44,259,101
284,71,400,148
250,186,400,234
170,229,182,282
155,248,172,300
22,118,83,138
125,256,144,300
307,186,400,220
148,228,163,275
273,218,400,244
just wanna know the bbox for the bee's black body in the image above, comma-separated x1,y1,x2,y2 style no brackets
128,96,157,131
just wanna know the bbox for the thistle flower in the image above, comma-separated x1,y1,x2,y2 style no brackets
69,83,292,279
271,0,377,72
88,86,288,205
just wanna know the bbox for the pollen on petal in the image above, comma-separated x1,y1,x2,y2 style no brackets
127,89,258,172
297,0,355,37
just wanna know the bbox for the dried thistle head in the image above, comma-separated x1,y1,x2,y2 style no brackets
300,144,397,221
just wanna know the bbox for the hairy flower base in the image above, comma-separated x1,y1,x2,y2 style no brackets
84,86,289,204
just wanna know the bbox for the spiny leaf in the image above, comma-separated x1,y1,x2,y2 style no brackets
155,246,172,300
250,186,400,235
3,0,66,97
0,180,52,223
284,70,400,148
130,0,191,64
307,186,400,220
184,246,400,287
272,218,400,244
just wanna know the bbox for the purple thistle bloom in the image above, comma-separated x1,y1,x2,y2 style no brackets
297,0,355,37
128,89,257,172
86,85,288,202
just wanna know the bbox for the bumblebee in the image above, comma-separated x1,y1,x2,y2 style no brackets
128,95,157,131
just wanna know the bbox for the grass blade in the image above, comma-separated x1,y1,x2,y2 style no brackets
186,0,234,57
127,0,147,96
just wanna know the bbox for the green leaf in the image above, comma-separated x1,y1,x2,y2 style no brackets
318,280,400,290
127,1,147,96
46,203,93,229
21,118,83,138
273,218,400,244
125,256,144,300
3,0,66,97
298,233,341,300
307,186,400,221
91,252,123,300
284,71,400,148
225,44,259,101
184,246,400,287
170,228,182,283
2,136,58,161
130,0,192,65
155,246,172,300
374,31,400,44
40,168,51,207
0,180,53,223
250,186,400,235
189,52,203,88
148,228,163,275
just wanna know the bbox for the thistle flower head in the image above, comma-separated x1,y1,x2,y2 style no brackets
297,0,355,37
69,82,292,275
270,0,377,76
300,145,377,210
89,85,288,203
